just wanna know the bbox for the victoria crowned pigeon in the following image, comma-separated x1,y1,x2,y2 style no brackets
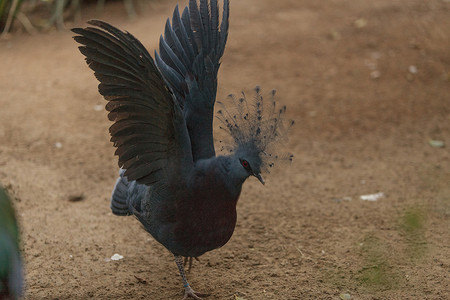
72,0,292,298
0,186,24,299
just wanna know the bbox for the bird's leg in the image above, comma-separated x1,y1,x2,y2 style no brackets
183,256,201,273
187,257,193,272
174,255,209,299
183,256,190,268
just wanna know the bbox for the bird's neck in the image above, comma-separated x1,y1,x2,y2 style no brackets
217,156,245,196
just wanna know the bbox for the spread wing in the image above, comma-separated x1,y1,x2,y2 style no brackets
155,0,230,161
72,20,193,185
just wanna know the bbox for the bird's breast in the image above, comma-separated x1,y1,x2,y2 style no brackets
173,179,240,257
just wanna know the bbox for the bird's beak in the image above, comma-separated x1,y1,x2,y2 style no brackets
254,173,265,185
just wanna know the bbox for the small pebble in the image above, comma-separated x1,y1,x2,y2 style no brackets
360,192,384,201
329,31,341,40
408,65,418,74
340,293,352,300
68,195,85,202
111,253,124,261
370,70,381,79
94,104,103,111
428,140,445,148
354,18,367,28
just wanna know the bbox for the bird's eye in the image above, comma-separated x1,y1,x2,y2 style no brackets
241,160,249,169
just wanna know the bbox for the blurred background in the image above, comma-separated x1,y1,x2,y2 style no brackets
1,0,142,34
0,0,449,299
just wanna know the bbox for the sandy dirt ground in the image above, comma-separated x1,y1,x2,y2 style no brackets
1,0,449,299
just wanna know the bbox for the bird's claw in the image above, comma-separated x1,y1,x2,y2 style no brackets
182,285,209,300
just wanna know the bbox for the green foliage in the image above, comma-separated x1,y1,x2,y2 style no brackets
0,0,24,33
1,0,139,33
402,208,424,232
356,234,399,289
400,207,427,259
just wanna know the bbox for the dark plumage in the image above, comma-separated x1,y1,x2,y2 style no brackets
0,186,23,300
72,0,291,298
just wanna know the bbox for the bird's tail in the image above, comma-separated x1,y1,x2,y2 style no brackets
110,169,132,216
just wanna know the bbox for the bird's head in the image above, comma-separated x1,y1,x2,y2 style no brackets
229,145,265,185
217,86,293,185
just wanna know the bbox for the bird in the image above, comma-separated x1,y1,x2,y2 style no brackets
0,186,24,300
72,0,292,298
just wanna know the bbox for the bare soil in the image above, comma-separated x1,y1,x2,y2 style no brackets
1,0,449,299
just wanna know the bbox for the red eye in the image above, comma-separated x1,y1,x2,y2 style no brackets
241,160,249,168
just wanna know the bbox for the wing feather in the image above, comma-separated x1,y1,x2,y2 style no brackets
156,0,230,161
210,0,219,49
200,0,211,51
181,7,199,55
218,0,229,58
72,20,193,185
172,6,196,63
159,34,188,76
163,19,190,70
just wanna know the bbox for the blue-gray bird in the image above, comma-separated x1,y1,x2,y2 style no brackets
0,186,24,300
72,0,292,298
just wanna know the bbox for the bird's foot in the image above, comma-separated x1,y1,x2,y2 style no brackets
182,285,210,299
